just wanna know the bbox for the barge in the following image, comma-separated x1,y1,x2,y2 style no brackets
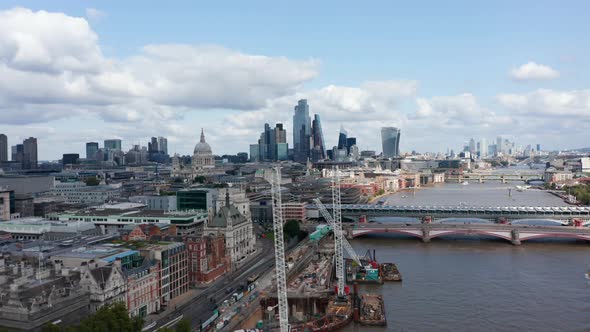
345,258,383,284
359,294,386,326
380,263,402,282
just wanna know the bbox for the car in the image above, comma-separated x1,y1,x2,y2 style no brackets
208,303,218,311
226,287,234,294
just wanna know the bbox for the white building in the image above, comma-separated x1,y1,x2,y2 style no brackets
214,188,250,218
79,261,127,312
204,192,256,266
50,181,121,204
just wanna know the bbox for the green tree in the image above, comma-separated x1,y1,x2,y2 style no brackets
283,220,301,239
193,176,206,183
41,323,62,332
85,176,100,186
175,319,191,332
74,303,143,332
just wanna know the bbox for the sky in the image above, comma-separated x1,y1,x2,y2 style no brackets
0,1,588,160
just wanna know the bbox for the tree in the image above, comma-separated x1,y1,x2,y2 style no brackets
193,176,206,184
85,176,100,186
41,323,62,332
176,319,191,332
283,220,301,239
74,303,144,332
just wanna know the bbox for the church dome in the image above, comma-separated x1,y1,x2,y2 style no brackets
194,129,212,155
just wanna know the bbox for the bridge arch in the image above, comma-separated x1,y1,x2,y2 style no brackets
429,230,513,242
519,233,590,242
351,228,423,239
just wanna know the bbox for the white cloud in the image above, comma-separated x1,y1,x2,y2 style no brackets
0,7,319,126
509,61,560,81
85,8,106,22
497,89,590,117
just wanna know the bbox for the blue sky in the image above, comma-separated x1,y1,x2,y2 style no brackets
0,1,588,159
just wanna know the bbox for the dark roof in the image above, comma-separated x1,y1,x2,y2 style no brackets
209,204,248,228
90,266,113,290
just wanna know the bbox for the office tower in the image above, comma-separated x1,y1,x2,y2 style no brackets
104,139,122,151
346,137,356,154
158,137,168,155
12,144,24,163
62,153,80,166
496,136,502,154
23,137,38,169
468,138,476,155
0,134,7,162
311,114,326,161
337,125,348,150
536,144,541,152
480,138,488,158
86,142,99,160
149,137,159,153
381,127,401,158
292,99,311,162
249,144,260,162
254,123,288,161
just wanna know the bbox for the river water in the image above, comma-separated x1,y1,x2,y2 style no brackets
343,181,590,332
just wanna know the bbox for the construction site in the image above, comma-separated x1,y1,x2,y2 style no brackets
230,167,396,332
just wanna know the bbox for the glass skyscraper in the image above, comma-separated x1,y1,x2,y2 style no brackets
293,99,311,162
381,127,401,158
311,114,326,161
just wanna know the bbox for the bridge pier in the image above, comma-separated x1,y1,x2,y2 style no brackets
422,226,431,243
511,229,521,245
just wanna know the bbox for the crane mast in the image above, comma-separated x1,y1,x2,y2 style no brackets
331,166,345,297
269,167,290,332
313,198,362,267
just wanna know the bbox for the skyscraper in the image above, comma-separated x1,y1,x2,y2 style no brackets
337,125,348,150
158,137,168,155
23,137,38,169
381,127,401,158
292,99,311,163
149,137,159,153
496,136,502,154
480,138,488,158
252,123,288,162
468,138,476,155
86,142,99,160
346,137,356,154
104,139,122,151
0,134,7,162
311,114,326,161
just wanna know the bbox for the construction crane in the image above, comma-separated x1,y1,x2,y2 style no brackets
331,166,345,298
268,167,290,332
313,198,362,267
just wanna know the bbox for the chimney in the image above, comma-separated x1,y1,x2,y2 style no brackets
114,258,122,269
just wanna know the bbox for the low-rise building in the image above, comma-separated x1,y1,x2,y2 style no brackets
140,242,189,306
282,202,307,223
124,259,160,318
50,207,207,236
50,181,122,205
79,261,127,312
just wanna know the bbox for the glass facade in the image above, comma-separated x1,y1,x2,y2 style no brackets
381,127,401,158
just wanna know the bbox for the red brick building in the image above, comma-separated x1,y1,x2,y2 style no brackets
185,234,229,285
120,224,176,241
124,259,160,318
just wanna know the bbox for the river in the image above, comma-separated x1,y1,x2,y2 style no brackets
343,181,590,332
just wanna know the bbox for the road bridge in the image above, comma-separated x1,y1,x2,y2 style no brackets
348,223,590,245
310,204,590,222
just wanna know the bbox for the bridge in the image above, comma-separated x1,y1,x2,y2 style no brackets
347,223,590,245
311,204,590,222
445,173,543,183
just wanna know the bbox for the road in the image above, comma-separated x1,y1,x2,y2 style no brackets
151,234,275,331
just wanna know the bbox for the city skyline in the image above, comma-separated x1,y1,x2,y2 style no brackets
0,2,589,159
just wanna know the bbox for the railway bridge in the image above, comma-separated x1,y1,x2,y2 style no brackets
310,204,590,223
445,173,542,183
347,223,590,245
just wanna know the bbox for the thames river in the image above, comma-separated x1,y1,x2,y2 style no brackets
345,182,590,332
